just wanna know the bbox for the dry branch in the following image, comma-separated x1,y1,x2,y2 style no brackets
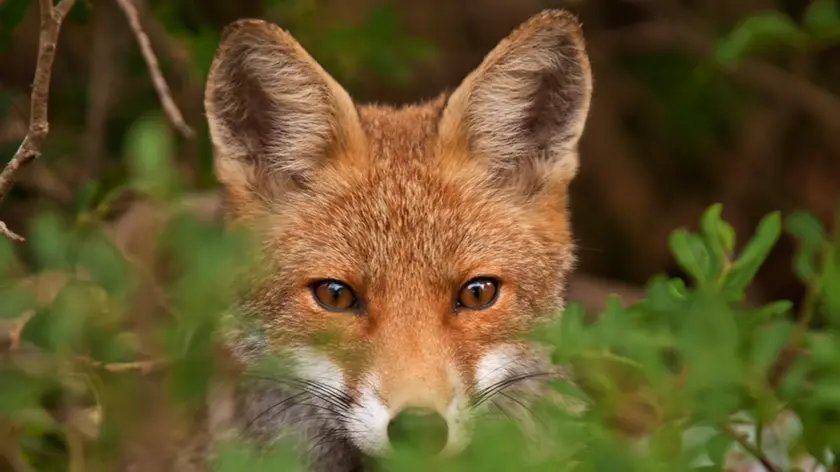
0,0,78,241
115,0,194,138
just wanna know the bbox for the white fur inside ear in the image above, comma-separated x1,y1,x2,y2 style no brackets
205,21,362,197
439,11,592,182
466,46,591,169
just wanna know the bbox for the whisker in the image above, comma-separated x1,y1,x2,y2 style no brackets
242,372,354,411
471,357,529,392
471,371,551,408
243,390,312,433
499,390,548,431
490,399,515,422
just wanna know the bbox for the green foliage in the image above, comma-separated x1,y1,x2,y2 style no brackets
804,0,840,42
714,3,840,63
714,12,804,63
5,123,840,471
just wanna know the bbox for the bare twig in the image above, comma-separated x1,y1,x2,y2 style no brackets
80,357,165,374
114,0,194,138
0,0,78,241
719,423,781,472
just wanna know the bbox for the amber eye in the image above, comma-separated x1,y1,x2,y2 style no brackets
456,277,500,310
312,280,358,312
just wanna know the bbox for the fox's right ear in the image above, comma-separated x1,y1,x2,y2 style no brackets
438,10,592,190
204,20,364,215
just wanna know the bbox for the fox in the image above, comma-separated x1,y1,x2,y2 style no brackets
202,8,593,472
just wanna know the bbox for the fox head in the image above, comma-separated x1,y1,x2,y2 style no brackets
204,9,592,458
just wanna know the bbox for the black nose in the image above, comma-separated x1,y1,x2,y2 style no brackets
387,407,449,455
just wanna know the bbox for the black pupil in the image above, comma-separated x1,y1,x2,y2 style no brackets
470,282,484,301
327,282,345,304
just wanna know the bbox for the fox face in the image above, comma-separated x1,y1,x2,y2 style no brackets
205,9,592,460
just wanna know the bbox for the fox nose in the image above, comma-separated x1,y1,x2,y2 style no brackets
387,407,449,455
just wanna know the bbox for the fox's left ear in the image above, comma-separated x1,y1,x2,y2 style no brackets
438,10,592,186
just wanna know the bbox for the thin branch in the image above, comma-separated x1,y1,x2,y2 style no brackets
79,357,164,374
114,0,194,138
719,423,781,472
0,0,78,241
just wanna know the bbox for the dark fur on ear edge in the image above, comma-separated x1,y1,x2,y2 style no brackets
204,19,365,214
438,9,593,185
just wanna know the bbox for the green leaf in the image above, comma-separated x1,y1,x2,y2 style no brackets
28,213,75,269
804,0,840,41
77,229,132,299
715,12,803,63
704,432,734,466
550,302,588,361
213,439,305,472
669,229,714,284
0,235,21,277
823,248,840,325
749,319,793,372
701,203,736,256
721,212,781,299
756,300,794,320
0,369,41,413
0,285,36,319
645,275,686,313
786,211,826,282
22,281,104,353
125,112,179,200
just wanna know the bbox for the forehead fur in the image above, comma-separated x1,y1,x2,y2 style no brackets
257,97,575,322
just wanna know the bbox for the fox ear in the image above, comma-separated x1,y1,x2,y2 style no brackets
204,20,364,213
438,10,592,186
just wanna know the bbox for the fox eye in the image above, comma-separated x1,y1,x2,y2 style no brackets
456,277,500,310
312,280,358,312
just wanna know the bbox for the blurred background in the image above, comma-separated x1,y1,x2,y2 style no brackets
1,0,839,310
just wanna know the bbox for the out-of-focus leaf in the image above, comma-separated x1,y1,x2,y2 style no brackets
786,211,826,282
21,281,105,353
715,12,803,63
0,234,21,277
701,203,736,258
721,212,781,299
214,438,306,472
645,275,686,313
823,249,840,326
0,285,35,319
804,0,840,41
0,369,41,413
749,319,793,373
28,213,75,270
704,431,735,466
125,112,179,200
77,229,132,299
669,229,714,285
